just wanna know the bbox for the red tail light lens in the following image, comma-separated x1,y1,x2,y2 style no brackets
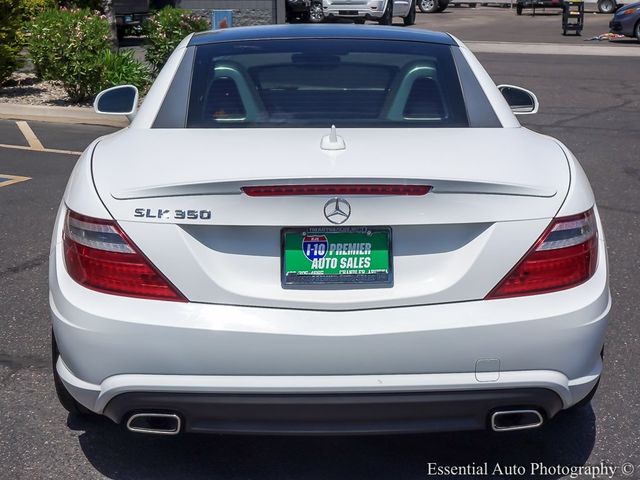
242,184,431,197
63,210,186,301
486,209,598,299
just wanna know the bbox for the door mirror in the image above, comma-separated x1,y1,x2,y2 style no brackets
498,85,539,115
94,85,138,117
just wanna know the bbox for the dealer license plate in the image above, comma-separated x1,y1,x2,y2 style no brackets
282,227,392,287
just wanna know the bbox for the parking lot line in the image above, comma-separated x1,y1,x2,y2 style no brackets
0,174,31,188
0,120,83,155
0,142,82,156
16,121,44,151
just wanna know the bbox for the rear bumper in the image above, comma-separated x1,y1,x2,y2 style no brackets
52,283,608,413
102,388,563,435
57,354,601,418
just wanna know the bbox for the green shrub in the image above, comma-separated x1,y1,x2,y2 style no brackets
29,8,151,102
0,0,24,85
96,49,152,94
144,7,208,73
20,0,56,20
29,8,110,89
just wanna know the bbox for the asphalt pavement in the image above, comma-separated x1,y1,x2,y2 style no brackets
412,5,638,45
0,51,639,479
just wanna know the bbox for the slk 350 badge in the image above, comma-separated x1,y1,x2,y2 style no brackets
134,208,212,220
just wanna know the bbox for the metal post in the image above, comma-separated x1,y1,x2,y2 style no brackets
274,0,287,23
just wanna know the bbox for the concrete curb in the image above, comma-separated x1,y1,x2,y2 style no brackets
0,103,128,128
467,41,640,57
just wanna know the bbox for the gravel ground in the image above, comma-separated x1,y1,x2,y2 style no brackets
0,73,91,107
0,37,146,108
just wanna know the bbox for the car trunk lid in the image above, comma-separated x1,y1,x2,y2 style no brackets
91,127,569,310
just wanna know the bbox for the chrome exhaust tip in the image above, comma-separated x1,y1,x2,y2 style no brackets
491,409,544,432
126,413,181,435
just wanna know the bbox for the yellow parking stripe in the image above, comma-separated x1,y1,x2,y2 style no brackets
0,143,81,156
0,174,31,188
16,121,45,151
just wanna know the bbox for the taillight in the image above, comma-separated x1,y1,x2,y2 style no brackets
486,209,598,299
62,209,186,301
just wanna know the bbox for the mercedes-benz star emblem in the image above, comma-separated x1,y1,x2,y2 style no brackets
324,198,351,224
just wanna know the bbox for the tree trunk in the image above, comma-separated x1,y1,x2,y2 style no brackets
102,0,118,49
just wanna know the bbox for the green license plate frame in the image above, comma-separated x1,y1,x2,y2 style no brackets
281,227,393,288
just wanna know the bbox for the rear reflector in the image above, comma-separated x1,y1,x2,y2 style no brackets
242,184,431,197
63,210,186,301
486,209,598,299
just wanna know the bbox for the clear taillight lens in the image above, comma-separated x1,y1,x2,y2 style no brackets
63,209,186,301
486,209,598,299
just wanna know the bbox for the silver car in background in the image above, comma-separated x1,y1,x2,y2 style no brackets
323,0,416,25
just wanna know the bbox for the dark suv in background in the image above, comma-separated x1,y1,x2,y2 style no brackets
114,0,150,40
286,0,324,22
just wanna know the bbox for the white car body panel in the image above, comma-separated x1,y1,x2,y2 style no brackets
130,35,191,129
51,219,609,411
87,128,571,310
454,42,521,129
50,27,610,433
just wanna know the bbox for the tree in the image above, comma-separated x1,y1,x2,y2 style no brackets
101,0,117,49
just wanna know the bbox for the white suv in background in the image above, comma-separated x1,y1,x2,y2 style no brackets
323,0,416,25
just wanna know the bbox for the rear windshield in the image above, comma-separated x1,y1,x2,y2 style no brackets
186,39,469,128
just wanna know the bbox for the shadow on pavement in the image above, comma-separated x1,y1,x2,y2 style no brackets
67,404,595,479
118,36,146,48
607,38,640,45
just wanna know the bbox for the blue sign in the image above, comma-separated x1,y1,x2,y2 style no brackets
212,10,233,29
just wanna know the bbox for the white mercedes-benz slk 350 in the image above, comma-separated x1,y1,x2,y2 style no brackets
50,25,610,435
